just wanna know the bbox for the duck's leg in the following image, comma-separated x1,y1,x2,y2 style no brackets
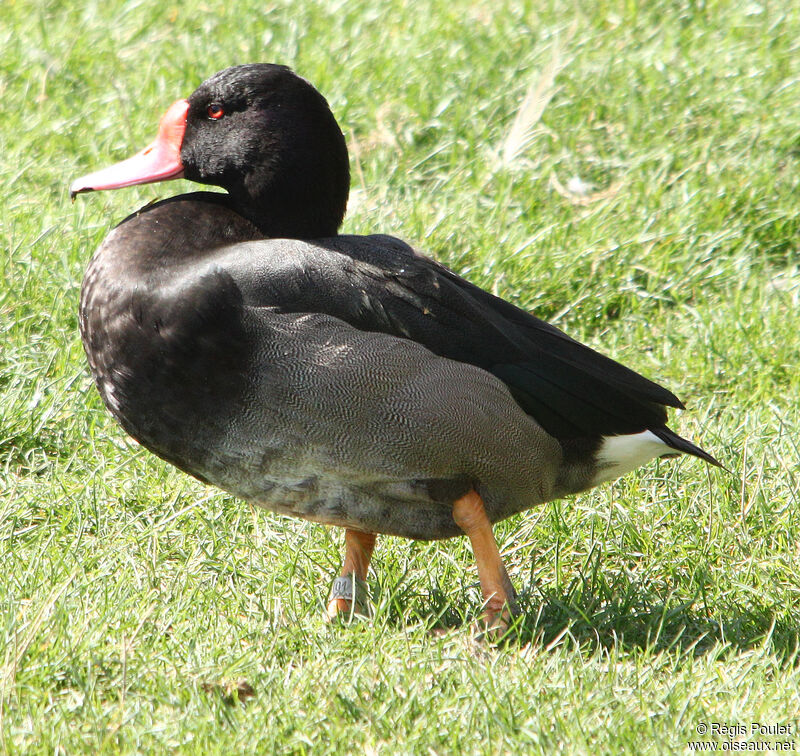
326,529,376,620
452,490,518,634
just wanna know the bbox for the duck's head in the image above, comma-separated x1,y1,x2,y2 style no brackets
71,64,350,239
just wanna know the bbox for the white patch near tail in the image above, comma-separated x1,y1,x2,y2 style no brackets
592,430,672,485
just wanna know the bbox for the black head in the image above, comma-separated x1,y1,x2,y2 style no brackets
71,64,351,240
181,64,350,238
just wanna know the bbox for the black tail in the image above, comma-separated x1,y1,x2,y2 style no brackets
651,427,725,470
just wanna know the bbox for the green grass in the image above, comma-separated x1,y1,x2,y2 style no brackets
2,0,800,752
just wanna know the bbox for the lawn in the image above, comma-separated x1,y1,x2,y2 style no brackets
2,0,800,752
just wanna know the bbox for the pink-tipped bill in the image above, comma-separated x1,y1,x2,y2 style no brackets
70,99,190,198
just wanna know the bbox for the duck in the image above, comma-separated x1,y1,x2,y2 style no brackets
71,64,720,632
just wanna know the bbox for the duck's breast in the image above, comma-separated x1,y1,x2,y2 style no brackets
79,196,261,480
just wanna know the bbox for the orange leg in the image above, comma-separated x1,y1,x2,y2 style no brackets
326,529,376,620
452,490,518,634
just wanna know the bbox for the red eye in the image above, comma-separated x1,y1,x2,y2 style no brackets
207,104,224,120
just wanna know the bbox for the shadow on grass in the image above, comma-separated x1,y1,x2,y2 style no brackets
385,576,800,661
509,587,800,661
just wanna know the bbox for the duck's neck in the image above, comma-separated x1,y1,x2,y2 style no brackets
224,140,350,240
229,182,346,240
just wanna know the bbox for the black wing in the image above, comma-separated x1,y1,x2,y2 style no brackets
221,232,683,442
